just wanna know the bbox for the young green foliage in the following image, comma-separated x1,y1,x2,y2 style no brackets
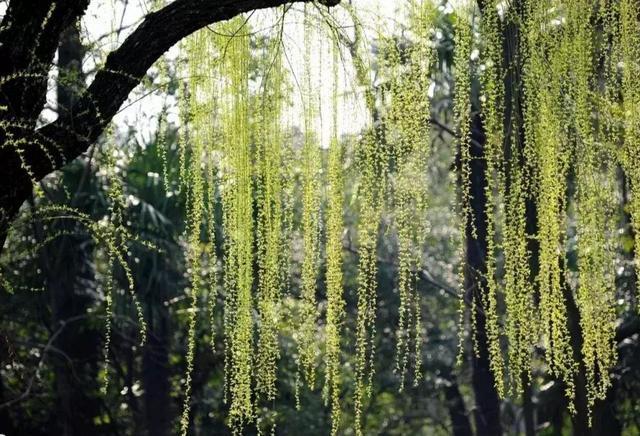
453,0,480,369
566,0,617,418
323,29,345,436
620,0,640,311
525,0,578,409
180,27,216,435
478,0,507,397
383,2,434,390
254,26,287,429
216,19,255,433
296,6,322,394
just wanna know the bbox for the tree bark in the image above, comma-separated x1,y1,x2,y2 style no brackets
443,373,474,436
464,114,503,436
36,24,103,435
522,380,535,436
143,303,173,436
0,0,91,251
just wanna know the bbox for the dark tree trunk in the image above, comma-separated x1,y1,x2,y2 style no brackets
46,242,101,435
502,3,541,433
443,374,474,436
0,0,90,246
37,207,101,435
143,306,173,436
464,114,503,436
57,25,86,119
43,23,102,436
522,380,535,436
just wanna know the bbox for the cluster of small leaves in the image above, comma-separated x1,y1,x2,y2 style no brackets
477,0,506,397
101,142,149,390
381,2,434,391
353,126,386,436
296,6,322,396
452,0,478,366
475,0,629,418
328,17,381,433
323,32,345,436
620,0,640,306
216,21,255,433
180,27,216,435
567,0,617,419
254,28,291,435
174,8,343,435
524,0,577,409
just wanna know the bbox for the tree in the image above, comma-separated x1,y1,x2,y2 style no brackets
0,0,339,251
4,0,640,434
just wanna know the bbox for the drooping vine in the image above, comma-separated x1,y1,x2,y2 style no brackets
216,18,255,433
452,0,477,365
341,11,387,436
566,0,618,418
353,125,385,436
180,26,214,434
254,24,287,429
323,30,344,436
384,1,433,390
524,0,577,408
478,0,506,398
620,0,640,309
296,5,322,396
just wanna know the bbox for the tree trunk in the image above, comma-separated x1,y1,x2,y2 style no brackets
464,114,503,436
47,256,101,435
443,374,474,436
38,210,101,435
45,23,102,436
522,380,535,436
143,305,173,436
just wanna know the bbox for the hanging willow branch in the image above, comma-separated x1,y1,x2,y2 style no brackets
0,0,341,248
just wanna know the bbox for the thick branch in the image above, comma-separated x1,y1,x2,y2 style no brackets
0,1,90,118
